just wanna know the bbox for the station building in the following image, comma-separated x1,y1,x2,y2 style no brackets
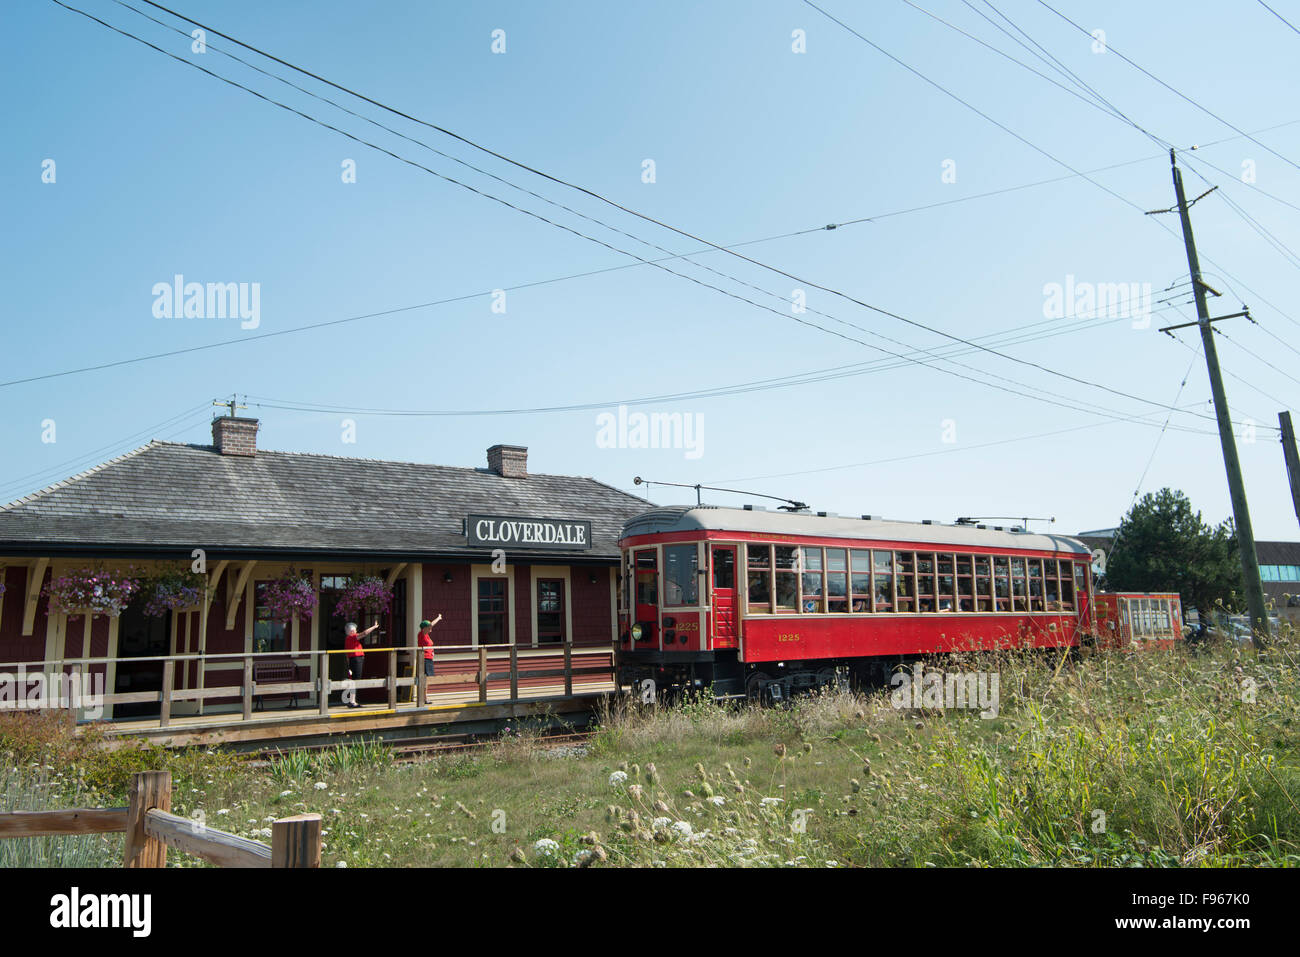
0,416,650,719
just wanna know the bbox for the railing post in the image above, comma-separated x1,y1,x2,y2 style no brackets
242,654,253,721
509,643,518,701
417,649,428,707
564,640,573,696
478,646,489,704
387,649,397,711
65,662,81,728
271,813,322,868
318,650,330,715
159,659,174,728
124,770,171,868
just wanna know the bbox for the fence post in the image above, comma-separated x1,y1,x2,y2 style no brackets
242,654,253,721
478,646,488,704
318,650,330,715
564,640,573,696
509,643,518,701
271,813,322,868
159,659,174,728
124,771,171,868
387,649,397,711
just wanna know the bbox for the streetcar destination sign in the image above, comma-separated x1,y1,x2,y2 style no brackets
466,514,592,550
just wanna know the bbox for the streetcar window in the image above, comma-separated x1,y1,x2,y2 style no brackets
775,546,799,611
938,553,956,612
895,552,915,612
994,556,1011,612
1011,558,1028,612
747,545,772,613
916,552,936,613
826,548,848,613
975,556,992,612
1059,574,1074,612
663,544,699,607
635,550,658,606
801,547,825,613
1028,559,1045,612
851,550,872,612
713,548,735,590
956,553,975,612
873,550,893,612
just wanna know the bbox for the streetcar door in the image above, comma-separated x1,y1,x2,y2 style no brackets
712,546,738,649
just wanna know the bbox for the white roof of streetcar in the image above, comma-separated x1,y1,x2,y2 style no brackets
621,505,1091,556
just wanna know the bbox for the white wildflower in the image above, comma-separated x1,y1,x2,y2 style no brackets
609,770,628,787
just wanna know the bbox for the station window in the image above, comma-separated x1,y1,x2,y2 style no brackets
253,581,289,654
774,546,799,611
873,550,894,612
536,579,565,643
801,547,824,613
826,548,848,613
477,578,507,646
851,550,872,612
663,544,699,607
746,544,771,613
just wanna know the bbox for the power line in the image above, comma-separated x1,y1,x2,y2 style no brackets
66,0,1236,429
1257,0,1300,36
1037,0,1300,172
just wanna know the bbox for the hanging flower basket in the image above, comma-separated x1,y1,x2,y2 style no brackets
333,576,393,622
43,567,141,618
141,568,207,617
261,570,316,622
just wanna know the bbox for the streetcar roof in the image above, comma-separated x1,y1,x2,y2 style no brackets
620,505,1091,555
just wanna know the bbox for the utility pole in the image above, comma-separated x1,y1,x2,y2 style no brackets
1155,149,1270,645
1280,411,1300,529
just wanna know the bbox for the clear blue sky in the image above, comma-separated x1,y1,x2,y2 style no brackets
3,0,1299,539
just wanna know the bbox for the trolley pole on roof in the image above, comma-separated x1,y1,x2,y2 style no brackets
1154,150,1270,645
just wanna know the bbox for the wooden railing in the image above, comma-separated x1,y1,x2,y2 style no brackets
0,641,617,728
0,771,320,867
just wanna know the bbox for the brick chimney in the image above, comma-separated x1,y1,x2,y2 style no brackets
487,444,527,478
212,416,259,457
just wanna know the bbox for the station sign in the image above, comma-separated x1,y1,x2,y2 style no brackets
466,514,592,550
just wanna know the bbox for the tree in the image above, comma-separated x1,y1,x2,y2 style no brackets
1101,488,1244,618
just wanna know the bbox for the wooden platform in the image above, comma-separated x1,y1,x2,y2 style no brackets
101,676,617,749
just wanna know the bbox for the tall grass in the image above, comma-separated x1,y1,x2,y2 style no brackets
0,765,121,867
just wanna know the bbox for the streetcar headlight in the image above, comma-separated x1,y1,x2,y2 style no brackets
631,623,643,641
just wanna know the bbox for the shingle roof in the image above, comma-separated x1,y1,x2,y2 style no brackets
0,441,652,561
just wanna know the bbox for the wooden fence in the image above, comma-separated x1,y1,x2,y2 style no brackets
0,641,616,729
0,770,320,867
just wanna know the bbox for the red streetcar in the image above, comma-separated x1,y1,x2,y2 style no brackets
1092,592,1185,650
616,505,1095,700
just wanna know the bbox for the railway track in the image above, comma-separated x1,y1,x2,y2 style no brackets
247,728,594,766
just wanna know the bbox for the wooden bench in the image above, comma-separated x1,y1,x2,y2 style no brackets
251,659,306,711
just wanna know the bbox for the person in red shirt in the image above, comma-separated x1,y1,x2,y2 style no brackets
416,615,443,680
341,620,379,708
